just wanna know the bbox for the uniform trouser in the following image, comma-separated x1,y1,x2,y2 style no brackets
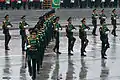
11,2,16,9
92,23,97,35
28,2,33,9
0,2,5,9
33,1,40,9
101,41,109,58
81,38,89,55
68,36,76,54
22,2,26,9
5,34,11,49
5,4,10,10
28,58,37,79
39,48,45,67
111,25,117,36
17,3,21,9
21,36,26,51
54,32,59,52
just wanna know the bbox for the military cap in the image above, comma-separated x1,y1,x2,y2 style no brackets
101,9,104,12
4,14,9,18
112,9,116,12
81,18,86,22
93,9,96,12
21,15,26,19
54,16,60,21
67,17,72,21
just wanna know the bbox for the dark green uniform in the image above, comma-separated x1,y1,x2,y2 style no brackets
26,35,39,80
37,32,45,72
99,22,110,59
99,10,107,25
79,20,90,56
19,21,28,51
66,23,76,55
53,19,62,54
2,16,13,50
92,9,98,36
111,10,118,36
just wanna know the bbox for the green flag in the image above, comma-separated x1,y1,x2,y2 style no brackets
52,0,60,9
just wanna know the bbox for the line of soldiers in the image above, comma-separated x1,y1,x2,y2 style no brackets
0,0,42,10
1,8,119,80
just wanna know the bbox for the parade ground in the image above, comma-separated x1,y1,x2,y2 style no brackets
0,9,120,80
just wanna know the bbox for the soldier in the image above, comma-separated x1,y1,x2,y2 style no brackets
92,9,98,36
79,18,90,56
99,9,107,25
26,29,40,80
2,15,13,50
99,21,110,59
19,15,29,51
111,9,118,37
28,0,33,9
53,17,62,54
66,17,76,55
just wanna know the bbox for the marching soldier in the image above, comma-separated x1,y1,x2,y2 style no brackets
53,17,62,54
66,17,76,55
92,9,98,36
79,18,90,56
99,9,107,25
19,15,29,51
111,9,118,36
26,29,40,80
99,21,110,59
2,15,13,50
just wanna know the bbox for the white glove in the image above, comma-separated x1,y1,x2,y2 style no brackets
105,31,109,34
27,45,31,48
84,29,88,32
114,17,116,20
102,17,106,19
95,16,98,18
7,25,11,28
24,25,28,28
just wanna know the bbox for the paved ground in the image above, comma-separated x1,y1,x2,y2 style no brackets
0,9,120,80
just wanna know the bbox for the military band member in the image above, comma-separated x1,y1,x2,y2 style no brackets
99,9,107,25
26,29,39,80
92,9,98,36
19,15,29,51
79,18,90,56
66,17,76,55
111,9,118,36
2,14,13,50
99,21,110,59
53,17,62,54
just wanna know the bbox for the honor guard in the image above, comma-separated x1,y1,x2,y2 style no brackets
111,9,118,36
92,9,98,36
53,17,62,54
99,21,110,59
26,29,40,80
79,18,90,56
66,17,76,55
99,9,107,25
2,14,13,50
19,15,29,51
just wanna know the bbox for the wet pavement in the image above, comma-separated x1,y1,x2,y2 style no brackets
1,9,120,80
0,24,120,80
